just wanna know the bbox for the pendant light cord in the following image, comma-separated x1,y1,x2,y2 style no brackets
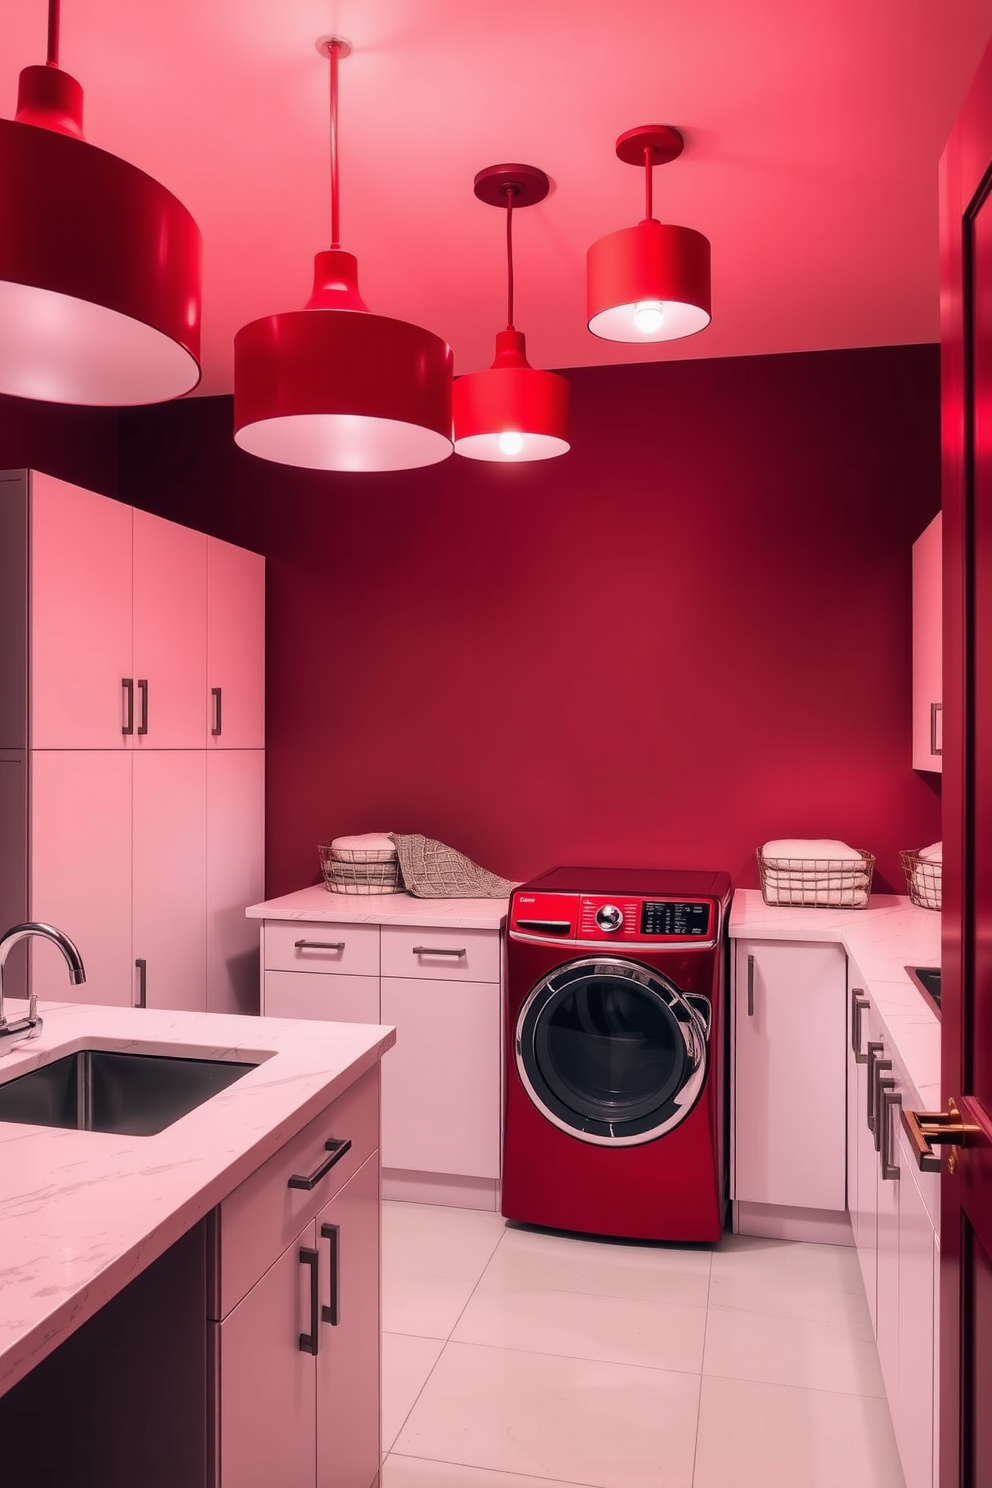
644,145,654,221
505,185,519,329
329,39,342,249
46,0,60,66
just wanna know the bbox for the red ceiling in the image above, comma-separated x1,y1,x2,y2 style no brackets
2,0,991,395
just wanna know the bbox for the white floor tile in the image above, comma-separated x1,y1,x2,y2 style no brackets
381,1332,445,1451
383,1455,597,1488
702,1302,886,1397
452,1274,707,1373
383,1267,481,1340
383,1201,506,1281
710,1235,872,1336
393,1339,700,1488
692,1374,905,1488
487,1225,711,1308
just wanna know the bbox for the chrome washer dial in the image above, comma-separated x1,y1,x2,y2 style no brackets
596,904,623,932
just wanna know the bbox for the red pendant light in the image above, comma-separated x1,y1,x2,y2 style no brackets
587,125,710,344
0,0,201,406
234,38,453,473
453,165,569,463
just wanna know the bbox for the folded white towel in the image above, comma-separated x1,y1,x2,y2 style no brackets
330,832,397,854
763,882,870,908
763,838,863,860
919,841,943,863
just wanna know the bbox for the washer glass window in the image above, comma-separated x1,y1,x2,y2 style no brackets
515,958,708,1146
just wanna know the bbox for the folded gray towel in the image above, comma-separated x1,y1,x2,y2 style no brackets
389,834,516,899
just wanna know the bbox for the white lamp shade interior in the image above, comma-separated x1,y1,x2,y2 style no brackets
588,298,711,343
234,412,454,472
0,279,200,405
453,430,570,462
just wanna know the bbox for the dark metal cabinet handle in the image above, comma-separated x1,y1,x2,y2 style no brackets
211,686,222,737
137,679,149,736
930,701,943,757
874,1072,894,1154
122,678,134,736
294,940,346,952
134,958,147,1009
865,1042,884,1131
880,1087,901,1180
298,1247,319,1355
412,946,467,957
321,1222,340,1326
287,1137,352,1191
851,989,869,1063
746,954,755,1017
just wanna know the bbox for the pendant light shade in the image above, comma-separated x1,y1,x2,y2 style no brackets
587,125,710,345
0,9,201,406
234,38,453,472
453,165,569,463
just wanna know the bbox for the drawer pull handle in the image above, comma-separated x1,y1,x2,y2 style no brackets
880,1086,901,1180
211,686,223,736
134,958,147,1009
851,988,869,1062
298,1246,320,1355
321,1222,340,1326
412,945,466,957
122,677,134,736
930,701,943,756
746,954,755,1017
288,1137,352,1191
137,678,149,736
294,940,346,951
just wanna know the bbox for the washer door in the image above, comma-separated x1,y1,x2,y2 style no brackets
515,957,709,1146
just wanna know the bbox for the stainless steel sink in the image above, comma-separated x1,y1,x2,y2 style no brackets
906,965,941,1017
0,1048,258,1135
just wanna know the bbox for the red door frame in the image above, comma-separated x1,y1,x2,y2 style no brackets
939,29,992,1487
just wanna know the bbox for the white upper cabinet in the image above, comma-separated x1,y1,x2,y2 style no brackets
30,473,133,749
913,511,942,772
132,509,207,747
206,535,266,748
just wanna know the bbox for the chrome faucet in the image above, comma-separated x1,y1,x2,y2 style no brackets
0,922,86,1051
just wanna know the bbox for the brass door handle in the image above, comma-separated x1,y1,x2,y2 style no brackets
901,1101,979,1173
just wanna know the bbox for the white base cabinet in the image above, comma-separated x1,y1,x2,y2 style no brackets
732,939,847,1220
259,913,502,1198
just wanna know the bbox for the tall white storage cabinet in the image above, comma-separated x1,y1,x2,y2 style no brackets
0,470,265,1014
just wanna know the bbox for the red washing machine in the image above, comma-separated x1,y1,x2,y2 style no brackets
502,866,732,1242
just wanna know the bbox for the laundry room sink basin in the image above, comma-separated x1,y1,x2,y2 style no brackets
0,1047,258,1135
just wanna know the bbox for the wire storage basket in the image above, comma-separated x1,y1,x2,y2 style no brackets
756,848,875,909
899,849,942,911
318,841,403,895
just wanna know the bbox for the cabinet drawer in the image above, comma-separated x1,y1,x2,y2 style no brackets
380,924,499,983
264,968,380,1024
264,919,379,976
215,1062,379,1318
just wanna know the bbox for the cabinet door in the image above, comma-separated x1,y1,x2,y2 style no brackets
132,751,206,1011
207,537,265,749
132,509,206,748
29,750,132,1005
206,749,264,1015
912,511,943,772
846,969,870,1244
875,1080,900,1405
854,1031,879,1329
264,970,380,1024
216,1218,317,1488
316,1155,380,1488
380,975,500,1178
734,940,846,1211
897,1127,937,1488
31,474,133,749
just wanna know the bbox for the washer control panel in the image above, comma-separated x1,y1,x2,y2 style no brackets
510,891,715,944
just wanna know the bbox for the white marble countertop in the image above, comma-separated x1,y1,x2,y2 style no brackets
0,1001,395,1397
247,883,509,930
730,888,941,1106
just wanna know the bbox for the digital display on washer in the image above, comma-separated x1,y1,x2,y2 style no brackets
640,900,712,937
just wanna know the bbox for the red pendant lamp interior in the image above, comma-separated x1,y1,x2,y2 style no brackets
587,125,710,344
453,164,570,463
234,37,453,473
0,0,201,406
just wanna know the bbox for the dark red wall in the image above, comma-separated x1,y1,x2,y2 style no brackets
0,393,117,496
118,344,942,897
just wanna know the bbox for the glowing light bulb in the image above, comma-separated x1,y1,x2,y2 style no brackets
633,300,665,334
498,430,524,456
